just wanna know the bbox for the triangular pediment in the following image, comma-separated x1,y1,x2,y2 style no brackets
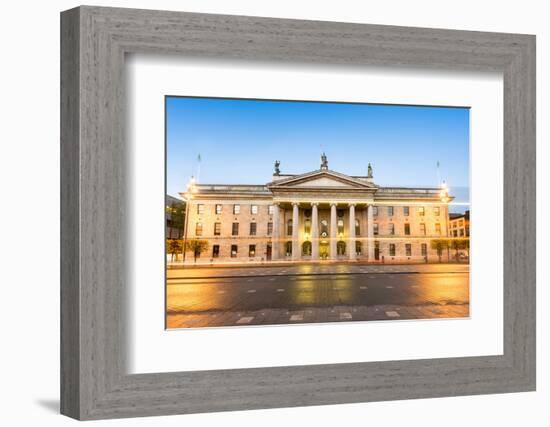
268,169,376,190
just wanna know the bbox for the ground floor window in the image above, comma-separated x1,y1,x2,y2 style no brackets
389,243,396,256
337,240,346,255
212,245,220,258
231,245,238,258
302,241,312,256
249,244,256,257
421,243,427,256
285,241,292,256
356,241,362,255
405,243,411,256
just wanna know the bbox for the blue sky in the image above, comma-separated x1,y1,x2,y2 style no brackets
166,97,470,212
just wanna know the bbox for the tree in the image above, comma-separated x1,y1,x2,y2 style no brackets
184,239,209,263
166,239,183,262
166,203,185,239
430,239,448,263
450,238,469,261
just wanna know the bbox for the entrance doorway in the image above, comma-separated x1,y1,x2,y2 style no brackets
266,243,272,261
320,241,329,259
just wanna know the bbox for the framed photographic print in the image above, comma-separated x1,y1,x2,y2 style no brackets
61,6,536,420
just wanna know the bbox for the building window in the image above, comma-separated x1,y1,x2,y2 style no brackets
372,206,378,216
268,205,275,215
215,204,222,215
320,220,328,236
287,219,293,236
214,222,221,236
304,209,312,218
373,223,379,235
232,222,239,236
233,204,240,214
405,244,412,256
337,241,346,255
434,206,440,216
212,245,220,258
195,222,203,236
404,206,410,216
231,245,238,258
304,219,311,235
389,244,396,256
250,222,257,236
355,219,360,236
435,223,441,235
404,223,411,235
356,241,362,255
251,205,258,215
459,229,464,237
249,245,256,257
197,204,204,214
337,209,345,218
267,222,273,236
337,219,344,235
418,206,425,216
285,241,292,256
389,223,395,235
420,223,426,235
421,243,427,256
388,206,394,216
302,241,312,256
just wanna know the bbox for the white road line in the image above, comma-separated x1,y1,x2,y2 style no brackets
385,311,400,318
236,316,254,324
386,286,394,289
247,279,254,282
247,289,256,293
276,288,285,292
360,286,368,290
290,314,304,321
340,313,352,320
217,290,226,294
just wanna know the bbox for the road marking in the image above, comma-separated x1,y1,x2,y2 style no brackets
290,314,304,321
236,316,254,324
360,286,368,290
333,287,342,291
369,275,376,279
247,289,256,293
217,290,226,294
386,286,394,289
385,311,400,318
276,288,285,292
247,279,254,282
269,278,276,281
340,313,352,320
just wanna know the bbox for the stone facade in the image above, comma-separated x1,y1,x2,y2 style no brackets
181,161,453,264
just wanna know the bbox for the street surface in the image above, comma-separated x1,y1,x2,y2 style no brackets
166,263,469,328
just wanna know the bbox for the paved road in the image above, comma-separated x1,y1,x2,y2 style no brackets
167,264,469,328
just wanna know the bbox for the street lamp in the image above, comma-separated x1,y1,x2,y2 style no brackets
182,176,196,263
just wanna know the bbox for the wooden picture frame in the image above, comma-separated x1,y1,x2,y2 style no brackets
61,6,536,420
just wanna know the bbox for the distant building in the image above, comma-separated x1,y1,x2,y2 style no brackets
166,195,185,239
448,210,470,238
180,155,454,264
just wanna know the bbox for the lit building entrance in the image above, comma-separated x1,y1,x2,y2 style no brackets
320,241,329,259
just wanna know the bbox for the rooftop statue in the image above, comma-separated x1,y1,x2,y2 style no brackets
274,160,280,175
320,152,328,170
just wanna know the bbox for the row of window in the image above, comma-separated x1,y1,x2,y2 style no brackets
196,220,442,237
196,204,441,217
206,242,430,258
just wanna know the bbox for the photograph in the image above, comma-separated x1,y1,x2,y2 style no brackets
165,96,471,329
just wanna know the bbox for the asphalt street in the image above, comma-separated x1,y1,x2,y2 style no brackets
166,264,469,328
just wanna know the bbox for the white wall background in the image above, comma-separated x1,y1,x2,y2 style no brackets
0,1,546,425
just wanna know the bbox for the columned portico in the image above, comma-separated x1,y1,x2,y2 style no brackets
311,202,319,260
348,203,356,260
367,203,374,261
271,202,280,260
330,203,337,260
292,202,300,260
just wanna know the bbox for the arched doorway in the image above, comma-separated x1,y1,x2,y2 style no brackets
319,241,329,259
302,241,312,256
337,240,346,256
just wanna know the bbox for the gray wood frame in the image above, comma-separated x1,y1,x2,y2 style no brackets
61,5,536,420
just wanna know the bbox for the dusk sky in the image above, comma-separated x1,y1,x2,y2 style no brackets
166,97,470,212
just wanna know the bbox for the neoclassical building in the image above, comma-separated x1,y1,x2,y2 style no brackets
181,155,453,264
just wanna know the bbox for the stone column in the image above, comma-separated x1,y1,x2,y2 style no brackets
330,203,337,260
311,202,319,260
348,203,356,260
271,203,280,261
367,204,374,261
292,202,300,260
